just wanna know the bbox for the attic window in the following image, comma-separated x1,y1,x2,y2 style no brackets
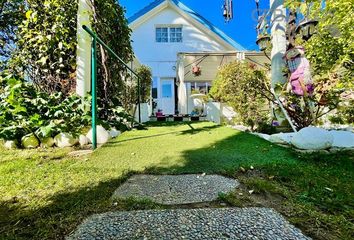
170,27,182,42
156,27,168,42
156,26,183,43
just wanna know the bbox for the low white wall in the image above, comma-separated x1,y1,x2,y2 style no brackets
206,102,221,124
134,103,151,123
206,102,237,125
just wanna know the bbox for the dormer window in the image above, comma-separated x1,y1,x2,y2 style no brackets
155,25,183,43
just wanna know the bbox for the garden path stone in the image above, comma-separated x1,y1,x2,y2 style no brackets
67,207,310,240
112,174,239,205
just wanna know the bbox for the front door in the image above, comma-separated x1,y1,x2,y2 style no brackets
160,79,175,114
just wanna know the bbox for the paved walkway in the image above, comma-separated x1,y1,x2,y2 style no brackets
68,208,310,240
112,174,239,205
68,174,310,239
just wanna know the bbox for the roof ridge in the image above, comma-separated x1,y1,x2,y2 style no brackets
128,0,165,24
128,0,247,51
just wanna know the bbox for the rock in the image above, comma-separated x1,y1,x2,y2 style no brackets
252,133,271,141
269,132,295,144
54,133,78,148
232,125,250,132
79,135,89,146
291,127,333,150
41,137,54,148
294,148,330,154
330,130,354,148
109,128,121,138
4,140,18,149
86,125,110,144
21,134,40,149
345,126,353,132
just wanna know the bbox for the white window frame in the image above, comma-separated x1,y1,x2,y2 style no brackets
155,25,183,43
156,27,168,43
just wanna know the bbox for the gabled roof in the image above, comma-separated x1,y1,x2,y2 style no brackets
128,0,246,51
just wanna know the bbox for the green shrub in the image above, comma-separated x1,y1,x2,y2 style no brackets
210,61,271,130
0,75,134,142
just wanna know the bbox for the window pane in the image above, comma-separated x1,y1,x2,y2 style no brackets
196,82,207,94
152,88,158,98
162,84,172,98
169,27,182,43
156,27,168,42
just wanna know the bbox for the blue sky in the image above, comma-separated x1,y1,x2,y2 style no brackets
119,0,270,50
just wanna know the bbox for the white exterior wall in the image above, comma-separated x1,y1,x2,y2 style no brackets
130,8,232,78
76,0,92,96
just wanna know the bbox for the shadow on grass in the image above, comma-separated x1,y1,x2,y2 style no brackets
1,122,353,240
105,123,220,146
0,171,144,240
145,131,300,175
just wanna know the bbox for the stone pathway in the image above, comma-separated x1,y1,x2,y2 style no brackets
112,174,239,205
68,174,311,239
67,208,310,240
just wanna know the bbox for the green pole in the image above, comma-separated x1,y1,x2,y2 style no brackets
137,77,141,123
91,37,97,149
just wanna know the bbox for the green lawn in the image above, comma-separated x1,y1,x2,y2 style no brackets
0,122,353,239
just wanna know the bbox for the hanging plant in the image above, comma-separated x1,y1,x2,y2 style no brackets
192,65,201,76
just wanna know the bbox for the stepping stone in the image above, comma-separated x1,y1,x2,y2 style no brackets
112,174,239,205
67,208,310,240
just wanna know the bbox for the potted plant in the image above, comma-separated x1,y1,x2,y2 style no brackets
192,65,201,76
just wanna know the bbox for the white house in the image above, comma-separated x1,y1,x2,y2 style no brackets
129,0,269,117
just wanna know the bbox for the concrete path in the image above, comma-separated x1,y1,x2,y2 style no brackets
68,174,310,239
67,208,310,240
112,174,239,205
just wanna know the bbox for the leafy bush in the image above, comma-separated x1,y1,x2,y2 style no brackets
10,0,78,94
136,65,152,103
0,76,90,141
120,65,152,115
93,0,134,115
256,122,277,134
0,75,134,143
210,61,271,130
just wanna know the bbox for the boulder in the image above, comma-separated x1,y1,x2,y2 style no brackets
79,135,90,146
232,125,251,132
252,133,271,141
291,127,333,150
21,134,40,149
4,140,18,149
109,128,121,138
269,132,295,144
54,133,78,148
330,130,354,148
86,125,110,144
41,137,54,148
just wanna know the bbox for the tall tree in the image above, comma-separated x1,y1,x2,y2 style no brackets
0,0,25,71
92,0,133,118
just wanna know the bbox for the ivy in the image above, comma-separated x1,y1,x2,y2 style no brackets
10,0,78,95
